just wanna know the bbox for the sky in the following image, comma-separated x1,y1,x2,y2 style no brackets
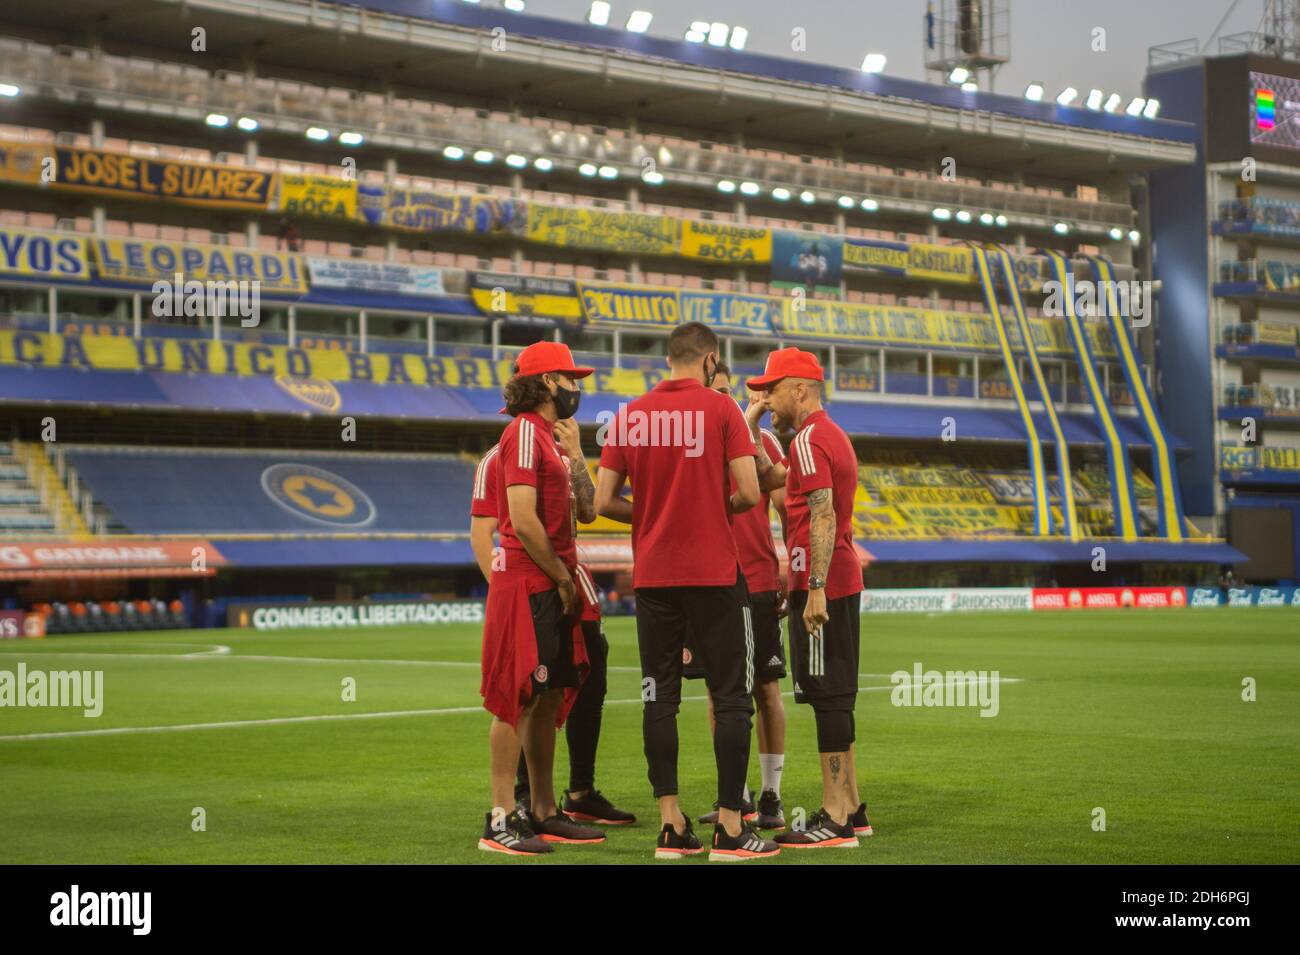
517,0,1269,102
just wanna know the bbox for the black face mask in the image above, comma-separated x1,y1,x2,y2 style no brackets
552,384,581,420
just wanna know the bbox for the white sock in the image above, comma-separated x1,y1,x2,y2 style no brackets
759,753,784,798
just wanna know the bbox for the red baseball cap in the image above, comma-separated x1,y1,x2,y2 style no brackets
513,341,594,379
746,347,825,391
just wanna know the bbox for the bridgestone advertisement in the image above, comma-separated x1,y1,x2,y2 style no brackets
859,588,1034,614
230,599,486,631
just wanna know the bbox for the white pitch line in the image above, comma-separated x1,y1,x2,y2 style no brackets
0,705,483,741
0,644,231,661
0,676,1022,742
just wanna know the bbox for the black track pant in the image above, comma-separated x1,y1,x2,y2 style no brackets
634,569,755,810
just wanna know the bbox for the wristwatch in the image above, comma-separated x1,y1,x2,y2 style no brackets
808,575,826,591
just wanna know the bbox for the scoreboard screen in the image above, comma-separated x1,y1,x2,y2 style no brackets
1248,71,1300,151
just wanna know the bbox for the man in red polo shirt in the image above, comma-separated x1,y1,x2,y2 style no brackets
686,363,789,832
471,420,635,829
745,347,871,849
596,321,780,862
476,341,606,856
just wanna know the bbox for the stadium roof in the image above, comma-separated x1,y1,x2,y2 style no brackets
1,0,1197,179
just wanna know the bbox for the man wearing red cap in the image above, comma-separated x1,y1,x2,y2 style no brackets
745,347,871,849
476,340,607,856
471,420,636,830
595,321,780,861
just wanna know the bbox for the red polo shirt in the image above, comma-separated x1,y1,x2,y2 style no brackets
599,377,756,589
784,409,862,599
472,441,600,621
732,428,785,595
496,413,577,583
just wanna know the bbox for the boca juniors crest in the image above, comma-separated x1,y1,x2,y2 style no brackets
260,463,376,527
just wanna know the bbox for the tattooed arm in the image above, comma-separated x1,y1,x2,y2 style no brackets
808,487,834,584
554,419,596,524
803,486,834,632
568,457,597,524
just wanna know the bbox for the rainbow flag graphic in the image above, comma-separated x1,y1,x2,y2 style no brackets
1257,87,1276,130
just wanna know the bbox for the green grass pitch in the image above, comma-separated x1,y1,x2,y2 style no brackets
1,610,1297,864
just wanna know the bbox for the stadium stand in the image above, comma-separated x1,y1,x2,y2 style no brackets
62,446,475,535
0,0,1275,628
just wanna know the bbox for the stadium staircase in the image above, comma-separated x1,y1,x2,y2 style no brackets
1,441,88,536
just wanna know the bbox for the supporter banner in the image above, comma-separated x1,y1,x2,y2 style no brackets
92,238,307,294
0,332,663,394
859,588,1034,613
0,226,91,281
1255,320,1299,345
231,598,485,630
0,140,52,185
53,146,273,209
772,300,1113,357
771,229,842,293
981,470,1093,505
680,291,775,335
678,221,772,264
844,239,1044,290
576,283,776,336
1220,446,1258,471
892,503,1023,534
526,206,678,256
1260,446,1300,470
470,272,581,322
382,188,526,234
1216,444,1300,475
358,182,386,227
909,243,976,285
1031,586,1187,610
1261,260,1300,292
835,369,879,394
861,465,984,489
843,238,909,276
579,283,680,328
877,485,996,505
274,174,357,220
308,257,443,296
0,539,224,574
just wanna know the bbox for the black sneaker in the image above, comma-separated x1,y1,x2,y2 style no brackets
696,791,758,826
774,808,858,849
755,789,785,830
478,809,553,856
563,789,637,826
851,802,874,837
709,822,780,861
655,818,704,860
531,811,606,845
